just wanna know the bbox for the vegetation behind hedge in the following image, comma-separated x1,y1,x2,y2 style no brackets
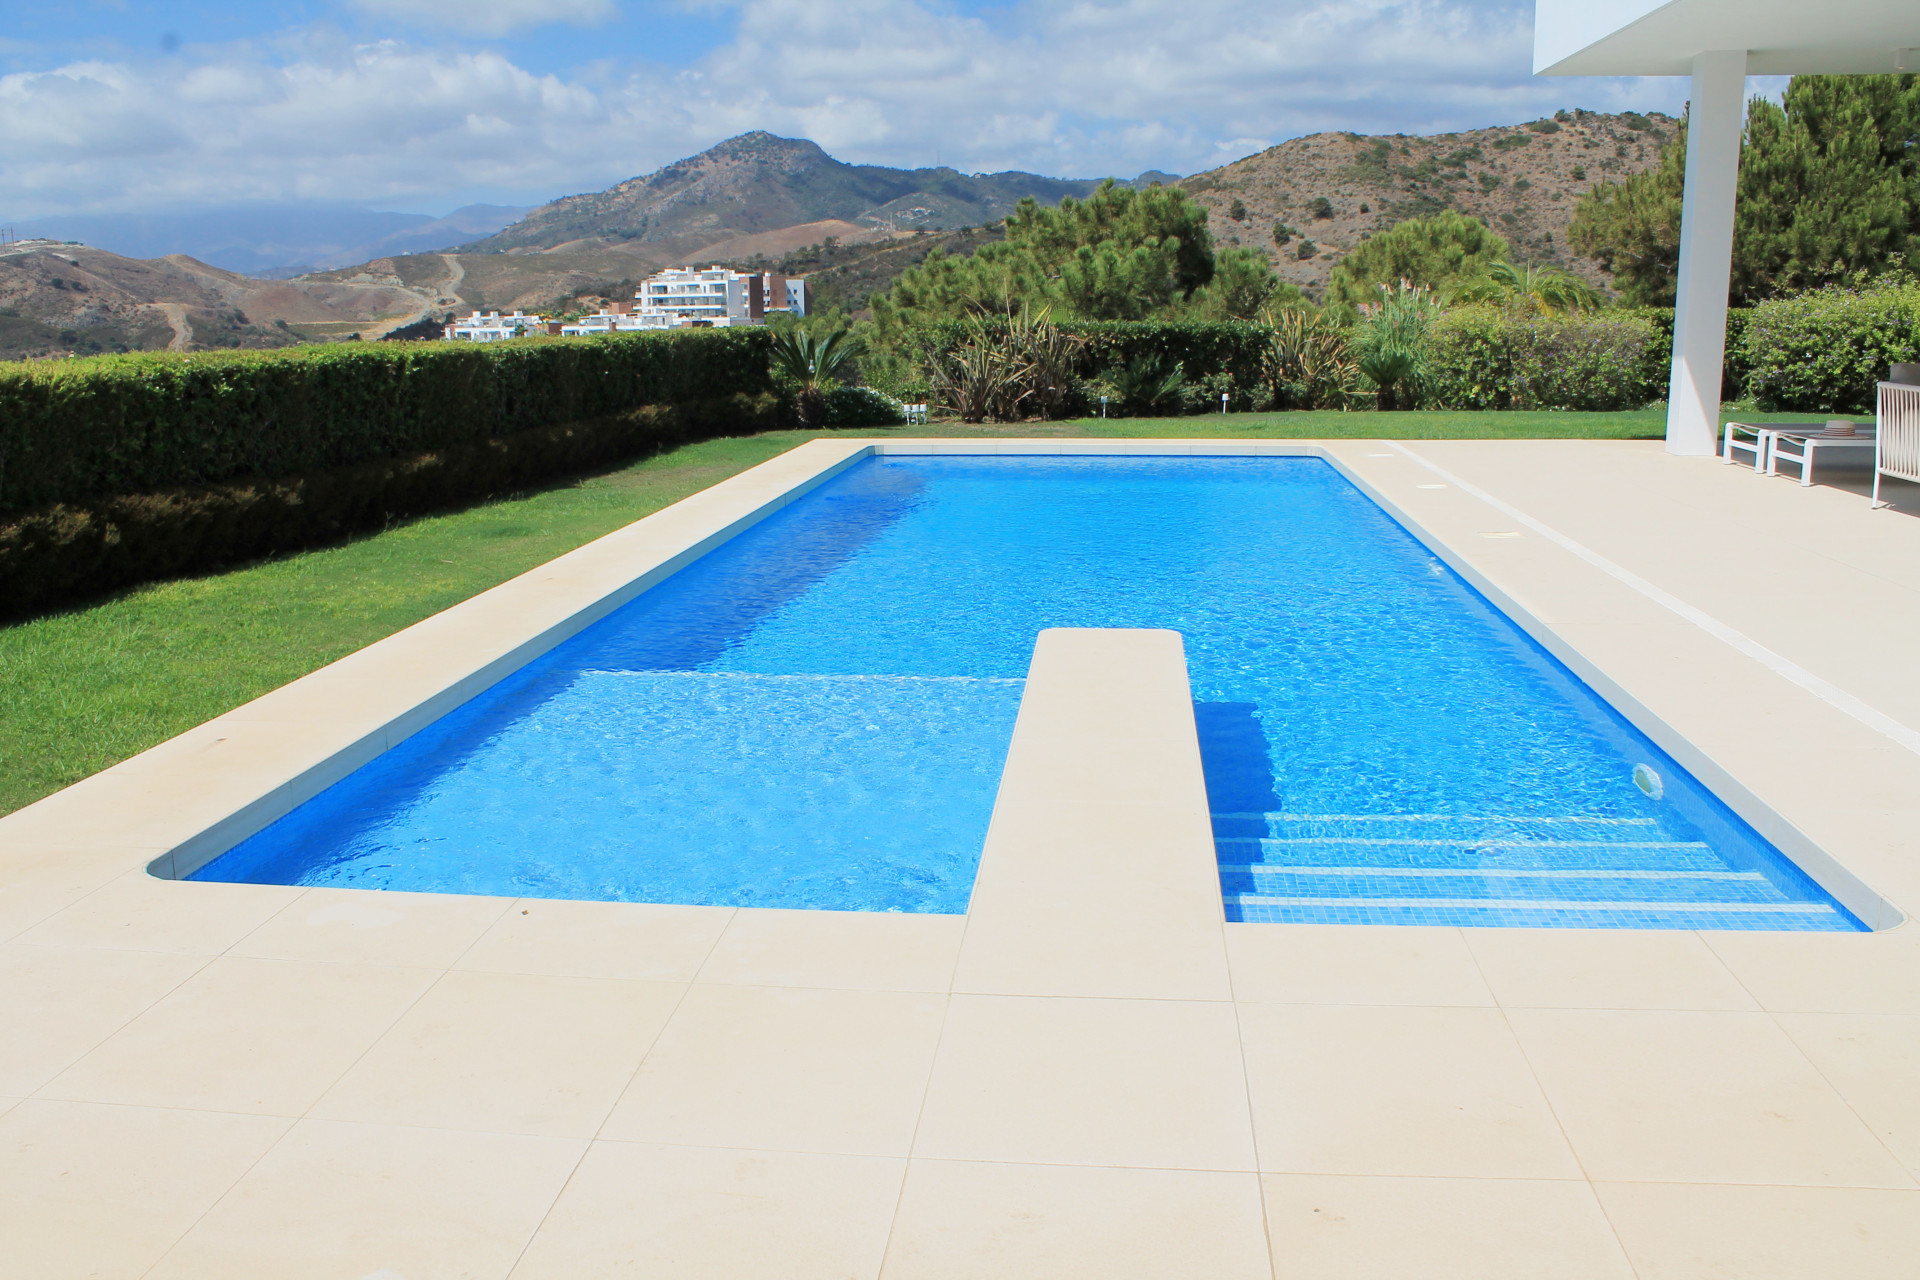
1741,278,1920,413
0,329,774,516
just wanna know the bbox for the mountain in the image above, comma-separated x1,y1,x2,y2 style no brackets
1174,110,1676,293
464,132,1127,256
7,203,532,276
0,238,443,360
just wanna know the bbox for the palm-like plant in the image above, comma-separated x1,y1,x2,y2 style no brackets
770,326,861,428
1263,306,1357,409
1456,261,1603,314
1349,281,1438,411
1109,354,1188,416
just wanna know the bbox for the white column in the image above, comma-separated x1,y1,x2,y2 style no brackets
1666,49,1748,456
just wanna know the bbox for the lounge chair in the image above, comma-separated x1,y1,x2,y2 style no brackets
1874,367,1920,508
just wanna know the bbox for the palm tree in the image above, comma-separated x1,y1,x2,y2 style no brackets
769,326,861,429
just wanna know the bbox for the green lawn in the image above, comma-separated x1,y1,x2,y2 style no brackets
0,406,1770,815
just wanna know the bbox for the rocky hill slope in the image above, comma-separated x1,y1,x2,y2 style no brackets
0,239,439,360
1179,109,1675,294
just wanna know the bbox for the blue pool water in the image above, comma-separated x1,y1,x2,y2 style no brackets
195,455,1861,930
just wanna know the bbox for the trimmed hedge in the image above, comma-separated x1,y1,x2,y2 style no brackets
1423,308,1663,411
0,393,781,620
1741,280,1920,413
0,329,774,515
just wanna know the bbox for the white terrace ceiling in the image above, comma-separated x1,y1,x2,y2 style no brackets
1535,0,1920,76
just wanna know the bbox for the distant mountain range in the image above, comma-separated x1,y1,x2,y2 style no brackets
5,203,532,276
463,132,1165,258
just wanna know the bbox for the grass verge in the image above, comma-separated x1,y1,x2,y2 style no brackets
0,406,1772,815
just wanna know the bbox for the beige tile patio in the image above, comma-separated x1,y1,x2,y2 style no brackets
1597,1181,1920,1280
0,844,145,942
1225,923,1493,1006
511,1141,904,1280
698,907,965,992
1262,1173,1635,1280
1238,1004,1579,1178
1707,928,1920,1014
0,943,207,1094
0,1099,289,1280
231,886,513,967
42,956,437,1115
1776,1012,1920,1173
145,1118,584,1280
457,897,732,981
15,869,297,954
1509,1008,1915,1186
1465,928,1758,1010
603,982,946,1156
912,994,1255,1170
315,969,684,1137
881,1158,1272,1280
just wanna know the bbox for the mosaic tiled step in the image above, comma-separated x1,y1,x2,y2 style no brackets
1216,812,1858,932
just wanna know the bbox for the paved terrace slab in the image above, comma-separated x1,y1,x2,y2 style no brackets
3,437,1919,1278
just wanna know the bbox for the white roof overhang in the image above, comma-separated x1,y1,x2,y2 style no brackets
1535,0,1920,76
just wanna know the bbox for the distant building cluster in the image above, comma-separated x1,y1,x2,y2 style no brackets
443,267,811,342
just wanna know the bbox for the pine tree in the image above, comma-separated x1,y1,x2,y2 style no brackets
871,181,1275,328
1569,74,1920,305
1323,211,1511,317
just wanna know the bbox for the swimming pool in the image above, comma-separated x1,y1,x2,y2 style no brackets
193,454,1861,930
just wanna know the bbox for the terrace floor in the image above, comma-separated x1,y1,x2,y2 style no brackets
4,437,1920,1278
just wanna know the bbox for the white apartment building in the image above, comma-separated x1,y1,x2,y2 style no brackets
617,267,813,331
555,268,817,337
444,310,550,342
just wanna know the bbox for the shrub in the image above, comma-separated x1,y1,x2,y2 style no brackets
1740,278,1920,412
0,329,774,515
822,385,906,428
906,317,1270,418
1423,307,1662,411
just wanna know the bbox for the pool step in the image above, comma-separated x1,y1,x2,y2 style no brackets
1215,811,1856,931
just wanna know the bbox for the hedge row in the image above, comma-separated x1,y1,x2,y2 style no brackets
1424,309,1665,412
0,329,774,515
0,393,781,620
1740,280,1920,413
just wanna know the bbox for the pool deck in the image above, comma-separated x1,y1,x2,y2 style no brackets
5,436,1920,1278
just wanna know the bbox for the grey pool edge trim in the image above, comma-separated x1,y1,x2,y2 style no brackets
133,437,1901,931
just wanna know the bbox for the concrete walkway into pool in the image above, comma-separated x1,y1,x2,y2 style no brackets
4,437,1920,1278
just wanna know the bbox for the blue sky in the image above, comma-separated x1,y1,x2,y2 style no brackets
0,0,1694,219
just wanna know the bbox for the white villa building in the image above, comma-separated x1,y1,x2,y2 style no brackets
560,268,811,336
443,310,551,342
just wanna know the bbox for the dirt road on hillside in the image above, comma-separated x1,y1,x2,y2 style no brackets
153,303,191,351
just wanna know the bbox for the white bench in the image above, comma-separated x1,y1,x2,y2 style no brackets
1768,426,1877,486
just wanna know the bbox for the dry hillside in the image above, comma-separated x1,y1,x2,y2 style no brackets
1182,110,1675,295
0,239,435,359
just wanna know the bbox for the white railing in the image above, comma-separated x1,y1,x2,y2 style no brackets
1874,381,1920,508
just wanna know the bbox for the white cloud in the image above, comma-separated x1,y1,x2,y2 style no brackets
0,1,1690,217
351,0,619,37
